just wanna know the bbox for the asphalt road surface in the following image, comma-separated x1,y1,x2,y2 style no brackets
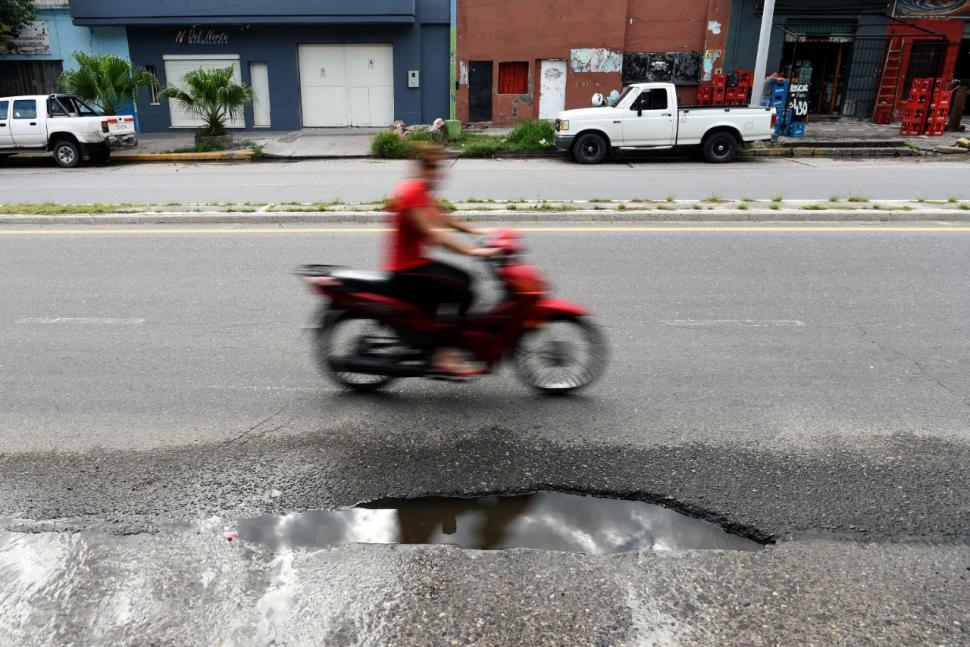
3,157,970,204
1,222,969,645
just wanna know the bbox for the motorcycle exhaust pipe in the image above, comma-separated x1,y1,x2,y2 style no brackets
329,356,429,378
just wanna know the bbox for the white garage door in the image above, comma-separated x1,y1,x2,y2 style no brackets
299,44,394,127
163,54,245,129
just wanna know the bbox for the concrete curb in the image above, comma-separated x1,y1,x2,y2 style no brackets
2,209,969,226
111,150,255,162
744,147,917,158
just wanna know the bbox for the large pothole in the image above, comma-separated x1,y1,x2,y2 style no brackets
233,492,762,554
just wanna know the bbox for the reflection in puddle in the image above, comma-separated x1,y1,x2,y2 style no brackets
237,492,761,554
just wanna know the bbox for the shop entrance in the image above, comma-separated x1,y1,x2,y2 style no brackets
953,39,970,115
780,37,853,115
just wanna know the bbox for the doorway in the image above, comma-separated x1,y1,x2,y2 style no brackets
538,60,567,120
780,39,853,115
468,61,492,122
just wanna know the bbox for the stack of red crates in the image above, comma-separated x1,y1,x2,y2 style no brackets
925,78,952,136
900,78,932,136
696,70,752,107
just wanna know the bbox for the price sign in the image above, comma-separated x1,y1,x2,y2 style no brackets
788,83,810,122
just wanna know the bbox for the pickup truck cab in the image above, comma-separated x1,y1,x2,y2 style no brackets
554,82,775,164
0,94,137,168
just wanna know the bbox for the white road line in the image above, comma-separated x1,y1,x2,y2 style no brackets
16,317,146,325
661,319,807,328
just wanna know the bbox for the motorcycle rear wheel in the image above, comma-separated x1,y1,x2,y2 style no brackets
316,309,398,392
513,316,607,395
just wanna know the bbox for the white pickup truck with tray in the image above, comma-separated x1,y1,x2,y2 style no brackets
554,82,775,164
0,94,137,168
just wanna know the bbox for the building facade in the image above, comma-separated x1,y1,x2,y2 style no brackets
69,0,452,132
726,0,969,119
0,0,130,97
455,0,732,124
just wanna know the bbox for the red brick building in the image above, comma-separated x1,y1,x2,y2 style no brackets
456,0,733,124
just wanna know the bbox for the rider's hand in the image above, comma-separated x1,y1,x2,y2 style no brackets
469,247,501,258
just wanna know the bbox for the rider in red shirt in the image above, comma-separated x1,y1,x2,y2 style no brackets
385,143,498,376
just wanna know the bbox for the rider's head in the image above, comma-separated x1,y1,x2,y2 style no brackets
413,143,445,190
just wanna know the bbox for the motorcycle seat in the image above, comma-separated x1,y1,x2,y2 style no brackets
332,269,399,296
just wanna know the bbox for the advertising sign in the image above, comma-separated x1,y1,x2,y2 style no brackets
894,0,970,17
0,21,51,56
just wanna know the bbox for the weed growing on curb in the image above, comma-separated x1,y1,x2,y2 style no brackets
703,194,726,203
847,196,869,203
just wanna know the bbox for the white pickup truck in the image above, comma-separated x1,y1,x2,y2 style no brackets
554,82,775,164
0,94,137,168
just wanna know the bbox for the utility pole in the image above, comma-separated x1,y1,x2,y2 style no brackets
750,0,776,106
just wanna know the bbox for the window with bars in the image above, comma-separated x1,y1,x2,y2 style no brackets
498,62,529,95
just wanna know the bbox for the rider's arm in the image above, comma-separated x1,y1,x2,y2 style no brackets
443,213,483,236
407,206,481,256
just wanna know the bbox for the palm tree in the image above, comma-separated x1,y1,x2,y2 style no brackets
59,52,157,116
160,67,254,138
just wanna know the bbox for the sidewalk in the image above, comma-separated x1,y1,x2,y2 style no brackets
131,128,377,158
774,115,969,152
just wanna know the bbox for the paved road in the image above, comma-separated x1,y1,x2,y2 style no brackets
1,222,968,644
3,157,970,204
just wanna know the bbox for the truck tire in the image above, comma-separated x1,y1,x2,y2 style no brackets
52,139,81,168
0,155,10,167
572,132,608,165
702,131,739,164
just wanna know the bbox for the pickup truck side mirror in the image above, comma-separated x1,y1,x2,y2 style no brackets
637,109,643,117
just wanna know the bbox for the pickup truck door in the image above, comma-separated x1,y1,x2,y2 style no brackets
622,88,676,147
10,98,45,147
0,100,13,148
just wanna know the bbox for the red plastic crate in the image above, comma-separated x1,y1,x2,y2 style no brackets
711,73,727,88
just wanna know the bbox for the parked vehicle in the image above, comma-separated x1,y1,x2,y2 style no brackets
297,229,608,395
0,94,137,168
554,82,776,164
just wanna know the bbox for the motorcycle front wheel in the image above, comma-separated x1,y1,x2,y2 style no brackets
316,309,398,392
513,316,607,395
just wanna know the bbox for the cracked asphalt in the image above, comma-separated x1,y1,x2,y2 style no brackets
1,222,969,645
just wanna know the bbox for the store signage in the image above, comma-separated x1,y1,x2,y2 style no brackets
0,21,51,56
894,0,970,18
175,29,230,46
789,84,810,119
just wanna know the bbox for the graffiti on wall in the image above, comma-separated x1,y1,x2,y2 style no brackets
570,48,622,74
893,0,970,17
622,52,702,86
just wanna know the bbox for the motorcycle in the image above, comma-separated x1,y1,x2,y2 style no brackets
296,229,607,394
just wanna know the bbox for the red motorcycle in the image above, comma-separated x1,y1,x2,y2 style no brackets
297,229,607,394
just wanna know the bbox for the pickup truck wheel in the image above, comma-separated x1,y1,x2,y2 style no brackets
572,133,608,165
0,155,10,167
53,140,81,168
702,132,739,164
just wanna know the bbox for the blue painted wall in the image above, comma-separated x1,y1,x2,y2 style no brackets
127,23,449,131
0,6,130,69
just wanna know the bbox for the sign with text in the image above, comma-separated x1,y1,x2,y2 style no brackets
894,0,970,17
0,21,51,56
175,28,230,46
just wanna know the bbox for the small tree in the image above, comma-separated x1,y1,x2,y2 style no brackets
59,52,157,116
160,67,253,138
0,0,35,50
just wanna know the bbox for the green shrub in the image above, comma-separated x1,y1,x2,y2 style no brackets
506,120,555,149
372,131,412,158
460,141,505,158
408,129,444,144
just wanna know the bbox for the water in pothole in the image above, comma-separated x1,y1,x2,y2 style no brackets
234,492,761,554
